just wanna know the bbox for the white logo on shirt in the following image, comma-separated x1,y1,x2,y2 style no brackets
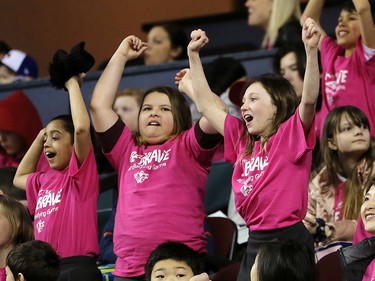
36,189,62,211
238,156,268,196
134,171,149,183
36,220,45,233
325,70,348,105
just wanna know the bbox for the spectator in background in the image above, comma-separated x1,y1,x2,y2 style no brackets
0,50,38,84
0,91,42,169
0,195,34,281
245,0,302,49
99,24,188,68
144,23,188,65
304,106,375,247
273,43,306,100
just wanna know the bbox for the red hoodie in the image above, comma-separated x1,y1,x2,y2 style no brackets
0,91,42,167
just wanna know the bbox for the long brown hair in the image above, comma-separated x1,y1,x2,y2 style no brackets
134,86,192,146
321,106,374,219
241,73,299,159
0,195,34,245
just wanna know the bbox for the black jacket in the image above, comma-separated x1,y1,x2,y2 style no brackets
339,236,375,281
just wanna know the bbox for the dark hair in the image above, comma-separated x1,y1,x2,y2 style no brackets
145,241,204,281
204,57,247,97
256,239,316,281
50,114,74,143
241,73,298,157
341,1,357,14
365,176,375,194
6,240,60,281
340,1,375,24
159,24,188,60
0,167,26,200
0,40,11,54
135,86,192,146
273,43,306,81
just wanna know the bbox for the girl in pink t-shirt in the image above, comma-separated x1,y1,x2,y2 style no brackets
301,0,375,138
90,36,223,279
14,43,102,281
305,106,375,247
176,18,321,281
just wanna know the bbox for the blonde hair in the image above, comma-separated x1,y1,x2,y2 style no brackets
264,0,301,48
115,88,145,107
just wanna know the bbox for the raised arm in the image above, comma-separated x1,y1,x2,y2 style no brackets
300,0,327,48
177,29,227,135
353,0,375,49
299,18,321,135
90,36,147,133
13,129,45,190
65,75,91,166
176,68,228,134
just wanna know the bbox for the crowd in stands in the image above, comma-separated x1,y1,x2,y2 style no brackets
0,0,375,281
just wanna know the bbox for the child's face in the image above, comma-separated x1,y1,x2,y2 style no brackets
43,120,73,171
335,9,361,50
151,259,194,281
5,266,16,281
0,130,26,158
361,184,375,234
0,210,13,249
241,82,277,136
328,115,370,158
139,92,174,144
113,95,140,132
279,52,303,99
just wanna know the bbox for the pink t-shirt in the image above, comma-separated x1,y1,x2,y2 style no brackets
224,110,315,231
362,258,375,281
0,267,5,281
318,36,375,138
0,153,19,168
106,126,217,277
26,147,99,258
